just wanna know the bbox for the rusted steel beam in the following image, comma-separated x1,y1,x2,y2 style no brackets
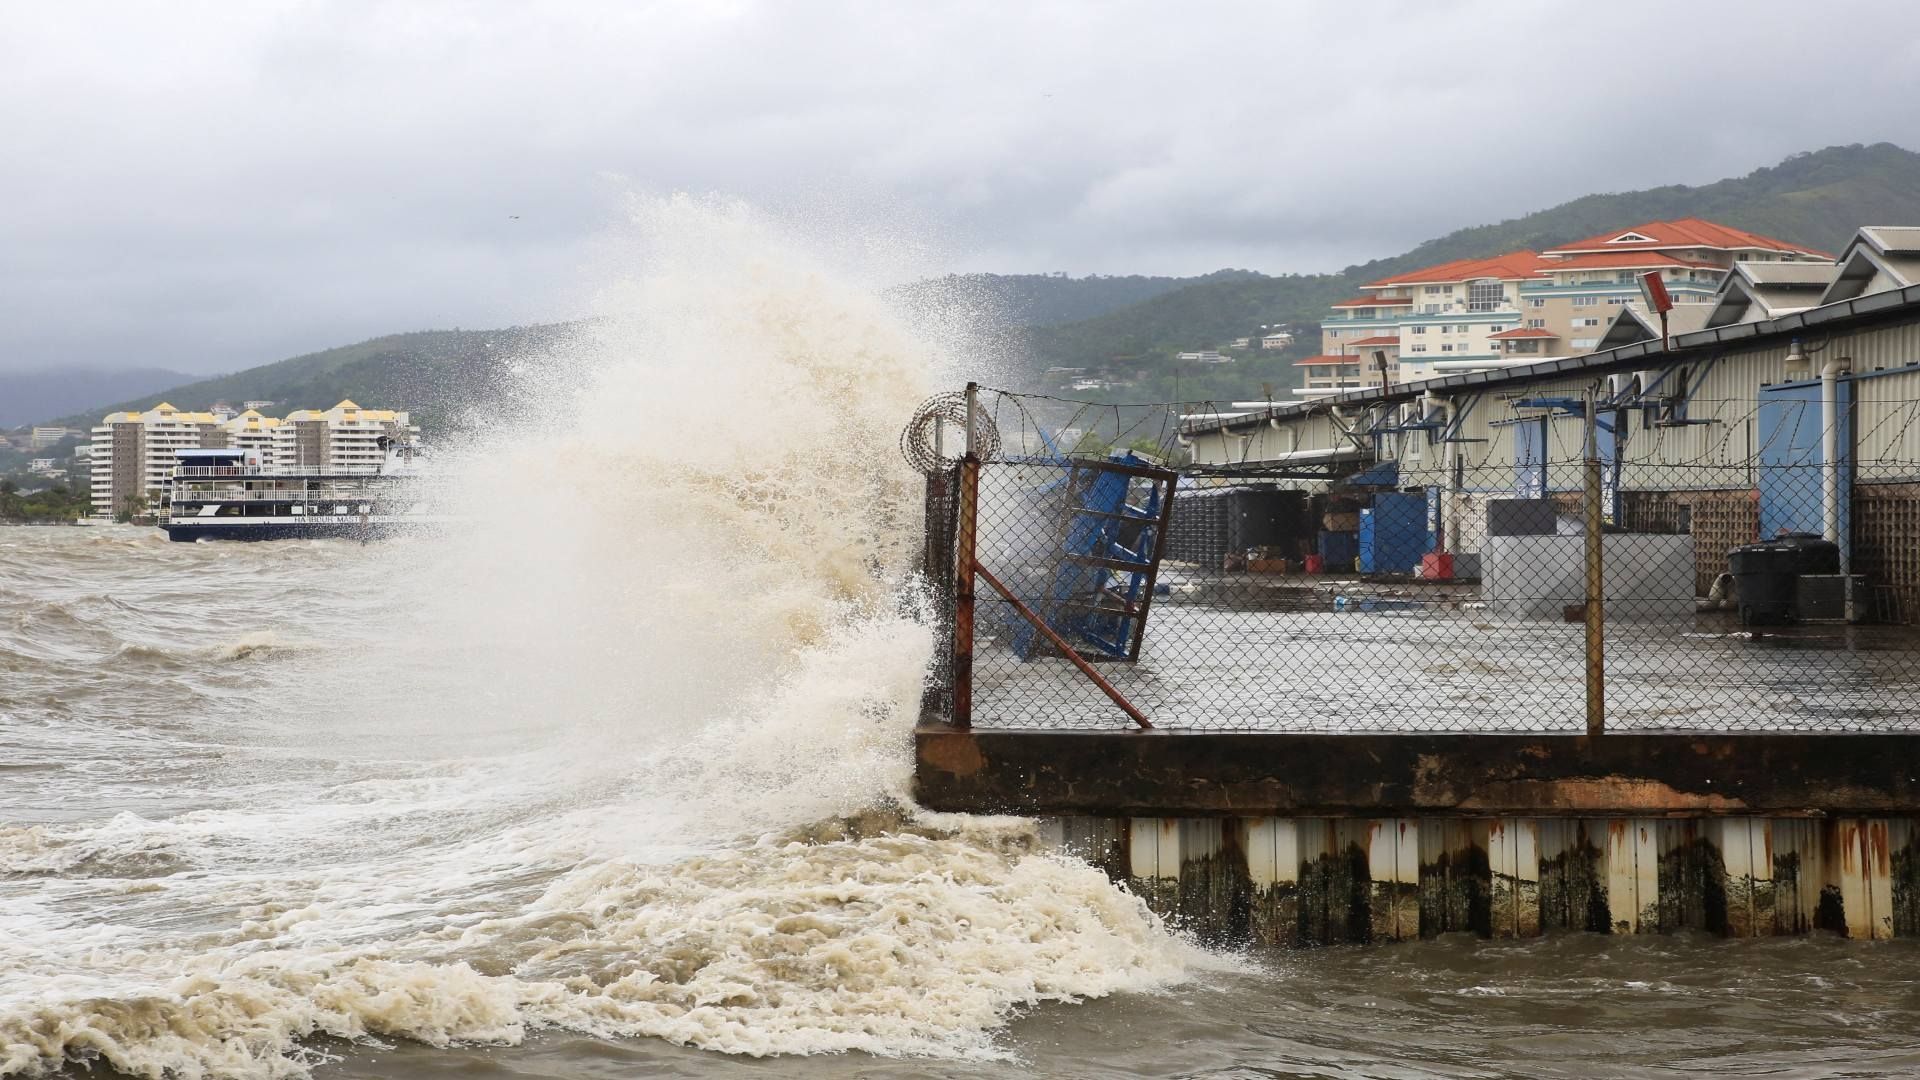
915,728,1920,817
973,562,1153,730
951,454,978,730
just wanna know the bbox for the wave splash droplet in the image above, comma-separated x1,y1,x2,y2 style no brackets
0,196,1201,1079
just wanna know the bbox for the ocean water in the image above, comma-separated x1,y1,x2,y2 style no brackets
8,201,1920,1079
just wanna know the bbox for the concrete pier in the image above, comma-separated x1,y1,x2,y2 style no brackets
925,727,1920,944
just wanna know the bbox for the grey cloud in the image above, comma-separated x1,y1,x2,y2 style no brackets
3,0,1919,374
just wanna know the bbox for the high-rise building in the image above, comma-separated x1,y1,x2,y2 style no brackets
271,400,420,473
88,403,222,519
222,409,283,467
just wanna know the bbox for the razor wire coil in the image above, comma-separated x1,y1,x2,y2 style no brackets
901,391,1002,475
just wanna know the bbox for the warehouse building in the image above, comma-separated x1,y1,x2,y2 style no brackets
1181,225,1920,620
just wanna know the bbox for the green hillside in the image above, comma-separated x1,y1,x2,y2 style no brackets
53,324,570,434
1028,142,1920,403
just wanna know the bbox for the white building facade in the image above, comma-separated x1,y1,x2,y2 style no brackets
271,401,420,473
88,403,221,519
1312,219,1830,391
87,399,418,519
223,409,283,467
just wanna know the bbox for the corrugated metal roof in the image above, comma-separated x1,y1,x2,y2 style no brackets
1861,227,1920,255
1733,261,1839,287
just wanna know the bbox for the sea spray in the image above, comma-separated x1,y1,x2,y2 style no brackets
0,196,1202,1079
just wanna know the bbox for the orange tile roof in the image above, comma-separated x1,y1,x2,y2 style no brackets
1488,327,1558,339
1331,295,1414,307
1294,355,1359,366
1346,336,1401,346
1534,252,1702,272
1364,250,1550,288
1544,218,1830,258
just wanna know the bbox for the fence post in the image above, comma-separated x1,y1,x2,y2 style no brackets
952,383,980,730
1583,389,1606,737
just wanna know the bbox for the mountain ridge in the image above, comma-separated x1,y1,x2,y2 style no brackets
0,368,195,428
40,325,571,434
30,142,1920,429
1023,142,1920,403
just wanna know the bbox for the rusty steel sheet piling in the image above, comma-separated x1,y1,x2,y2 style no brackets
950,454,977,730
1034,811,1920,947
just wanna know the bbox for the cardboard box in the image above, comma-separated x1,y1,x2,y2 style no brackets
1323,512,1360,531
1248,558,1291,574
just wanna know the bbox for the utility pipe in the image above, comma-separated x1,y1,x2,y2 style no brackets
1268,413,1303,453
1819,352,1854,620
1258,446,1371,465
1424,390,1455,550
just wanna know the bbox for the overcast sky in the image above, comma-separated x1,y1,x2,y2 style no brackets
6,1,1920,375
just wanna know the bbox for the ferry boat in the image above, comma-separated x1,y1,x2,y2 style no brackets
159,445,447,542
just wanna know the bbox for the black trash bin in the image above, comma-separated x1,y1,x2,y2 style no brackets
1728,533,1841,625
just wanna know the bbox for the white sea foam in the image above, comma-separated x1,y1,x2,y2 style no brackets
0,196,1198,1078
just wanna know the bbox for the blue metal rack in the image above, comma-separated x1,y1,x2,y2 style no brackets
1009,454,1177,662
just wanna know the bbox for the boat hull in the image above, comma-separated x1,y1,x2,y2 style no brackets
159,519,442,542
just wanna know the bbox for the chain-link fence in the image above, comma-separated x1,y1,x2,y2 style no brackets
912,385,1920,733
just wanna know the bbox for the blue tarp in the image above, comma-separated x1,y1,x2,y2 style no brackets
1341,460,1399,488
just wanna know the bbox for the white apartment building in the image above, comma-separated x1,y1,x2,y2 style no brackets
223,409,283,466
271,400,419,473
1313,219,1830,387
88,399,418,518
1315,249,1545,387
1294,336,1401,395
89,403,221,518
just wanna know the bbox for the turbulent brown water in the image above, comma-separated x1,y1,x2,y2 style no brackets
8,202,1920,1079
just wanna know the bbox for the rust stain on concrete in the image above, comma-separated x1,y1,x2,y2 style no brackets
1457,778,1750,814
918,732,985,777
